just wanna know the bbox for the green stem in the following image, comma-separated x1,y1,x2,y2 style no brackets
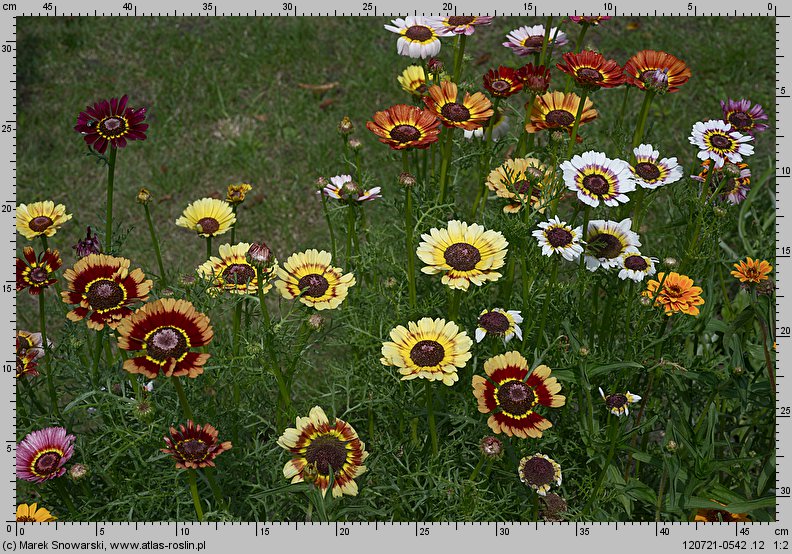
425,381,439,456
448,289,461,322
532,490,540,521
537,16,553,67
232,300,243,357
469,455,485,482
105,147,117,253
437,128,454,203
39,292,60,418
204,468,225,508
230,205,237,243
655,466,668,521
404,152,417,310
172,377,194,420
534,259,557,349
516,93,537,158
345,205,355,268
91,329,104,386
187,470,204,521
565,89,589,160
143,204,166,279
616,85,631,129
631,91,655,149
452,34,467,83
585,416,620,515
320,195,337,261
500,255,516,304
564,23,590,92
206,236,212,260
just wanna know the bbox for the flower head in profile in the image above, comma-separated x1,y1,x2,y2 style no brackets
117,298,213,378
584,218,641,272
472,351,565,438
16,247,62,295
526,91,597,137
476,308,523,343
692,160,752,205
175,198,236,237
642,272,705,316
198,242,277,295
533,217,584,262
721,98,769,136
72,226,102,258
561,151,635,208
275,249,355,310
16,427,76,484
463,109,510,142
485,157,550,213
569,16,611,25
694,503,751,522
397,65,447,97
618,249,658,282
162,421,231,469
599,387,642,416
556,50,625,90
630,144,683,189
483,66,523,98
623,50,691,93
503,25,568,56
319,175,382,203
731,257,772,284
689,120,754,169
367,104,441,150
226,183,252,205
277,406,368,498
74,94,148,154
16,330,46,361
518,454,562,496
417,220,508,290
516,63,551,95
381,317,472,386
384,16,449,59
423,81,493,131
16,201,72,240
16,338,39,379
428,15,493,35
61,254,152,330
16,503,56,522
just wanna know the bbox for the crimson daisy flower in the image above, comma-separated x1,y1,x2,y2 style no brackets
16,247,61,296
366,104,441,150
161,421,232,469
74,95,148,154
16,337,39,379
720,98,769,136
483,66,523,98
116,298,213,379
516,63,551,95
568,16,611,25
472,351,565,439
556,50,625,90
16,427,76,484
623,50,691,93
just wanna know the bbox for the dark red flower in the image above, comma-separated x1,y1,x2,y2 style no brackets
74,95,148,154
516,63,551,95
162,421,232,469
16,247,62,295
483,66,523,98
556,50,625,90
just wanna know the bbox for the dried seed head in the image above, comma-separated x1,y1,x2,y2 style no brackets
398,172,417,187
136,187,152,204
338,116,354,135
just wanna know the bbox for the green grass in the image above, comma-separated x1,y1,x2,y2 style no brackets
16,16,776,522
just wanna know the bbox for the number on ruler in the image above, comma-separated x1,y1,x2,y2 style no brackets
442,2,453,10
282,2,293,9
781,167,791,175
781,486,791,495
202,2,212,9
783,407,792,415
579,527,590,536
782,246,791,255
42,2,53,9
603,2,614,10
1,204,10,212
1,44,12,52
362,2,373,10
418,527,429,536
338,526,350,536
523,2,533,9
122,2,133,9
498,527,510,536
781,326,791,336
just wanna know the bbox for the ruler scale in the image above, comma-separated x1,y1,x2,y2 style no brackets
3,1,787,552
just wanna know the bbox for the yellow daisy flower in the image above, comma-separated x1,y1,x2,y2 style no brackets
16,201,72,240
275,249,355,310
175,198,236,237
226,183,252,205
197,242,277,295
485,157,552,214
16,503,56,522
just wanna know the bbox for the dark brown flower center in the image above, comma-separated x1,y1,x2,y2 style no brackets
497,380,536,415
624,255,648,271
444,242,481,271
635,162,661,181
478,311,510,334
29,267,48,283
490,79,511,93
17,516,35,522
546,227,573,248
222,263,256,285
513,180,539,199
700,510,739,522
576,67,603,82
196,217,220,235
409,340,445,367
405,25,433,42
521,456,555,486
728,112,752,130
33,451,61,476
29,216,53,233
710,133,732,150
298,273,330,298
176,439,209,462
587,233,623,259
98,116,128,138
582,174,610,196
86,279,125,310
305,434,348,475
545,109,575,127
146,327,189,361
448,15,475,25
605,393,628,409
390,124,422,143
522,35,544,49
441,102,471,123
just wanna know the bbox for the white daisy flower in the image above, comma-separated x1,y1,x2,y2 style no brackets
384,16,449,59
617,248,658,282
475,308,523,343
599,387,642,416
320,174,381,203
503,25,568,56
630,144,684,189
532,216,584,262
561,151,635,208
688,119,754,169
463,110,510,141
584,218,641,272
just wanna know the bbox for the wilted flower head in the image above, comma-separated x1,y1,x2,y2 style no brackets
226,183,252,205
398,172,417,187
338,116,354,135
72,227,101,258
427,56,444,72
479,436,504,459
69,463,88,481
136,188,152,204
348,138,362,150
516,63,551,95
308,313,326,330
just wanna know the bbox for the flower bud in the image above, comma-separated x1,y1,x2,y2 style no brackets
135,400,155,420
338,116,354,135
315,176,328,190
479,436,504,460
757,278,775,296
578,346,589,357
663,257,679,269
308,313,325,330
427,57,444,73
550,130,567,143
713,206,728,217
73,226,101,258
69,463,89,481
724,162,741,178
398,172,417,187
639,296,653,306
247,241,273,267
348,138,362,150
665,440,678,452
732,365,745,375
136,187,152,204
226,183,253,205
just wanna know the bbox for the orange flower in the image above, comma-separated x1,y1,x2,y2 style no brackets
642,272,705,316
525,91,597,136
623,50,691,93
730,257,772,284
556,50,624,89
423,81,493,130
366,104,441,150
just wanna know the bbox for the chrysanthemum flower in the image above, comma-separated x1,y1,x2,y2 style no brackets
556,50,625,90
73,226,102,258
16,343,39,379
503,25,568,56
16,201,72,240
485,157,550,213
277,406,368,498
618,249,658,282
598,387,642,416
16,330,45,360
630,144,683,189
516,63,551,95
642,272,705,316
197,242,276,295
692,160,752,205
74,94,148,154
275,249,355,310
381,317,472,385
532,216,584,261
423,81,493,131
226,183,252,205
416,220,508,290
61,254,152,330
480,436,504,459
526,91,597,137
476,308,523,343
16,503,56,522
721,98,769,136
116,298,213,378
319,175,382,203
175,198,236,237
623,50,691,93
463,109,510,141
397,65,447,97
384,16,448,59
472,351,565,438
161,421,232,469
689,120,754,169
569,16,611,25
584,218,641,271
367,104,441,150
694,504,750,522
428,15,493,35
16,247,62,296
483,66,523,98
16,427,76,484
730,257,772,284
561,151,635,208
518,453,562,496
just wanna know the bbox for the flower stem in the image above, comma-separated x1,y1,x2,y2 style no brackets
105,147,117,253
204,468,225,508
39,292,60,418
404,152,417,310
469,454,485,482
452,34,467,83
345,205,355,269
320,195,337,261
143,204,166,280
448,288,461,322
565,89,589,160
232,300,243,357
425,381,439,456
537,16,553,67
187,470,204,521
206,237,212,260
584,415,620,515
534,259,557,349
172,377,194,420
230,205,238,243
564,23,590,92
515,93,537,158
437,128,454,204
631,91,655,149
